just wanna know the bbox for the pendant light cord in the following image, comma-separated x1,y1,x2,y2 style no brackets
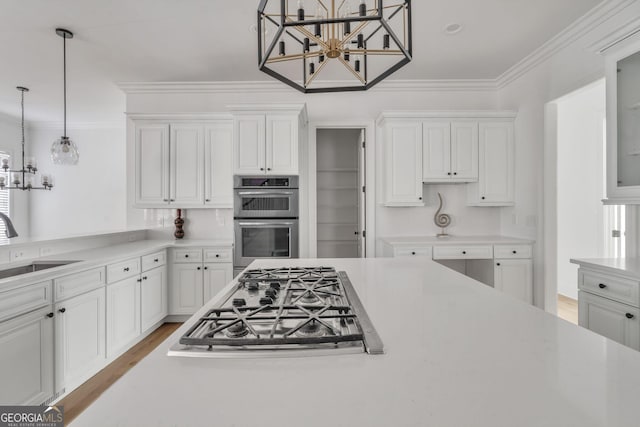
21,89,25,176
63,34,67,139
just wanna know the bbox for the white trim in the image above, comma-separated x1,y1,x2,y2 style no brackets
496,0,636,89
125,112,232,121
376,111,518,126
27,121,126,130
307,121,376,259
226,104,309,123
543,102,559,314
588,16,640,54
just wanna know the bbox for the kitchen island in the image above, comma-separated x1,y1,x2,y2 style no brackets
72,257,640,427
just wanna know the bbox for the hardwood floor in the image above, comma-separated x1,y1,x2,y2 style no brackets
58,322,182,424
557,295,578,325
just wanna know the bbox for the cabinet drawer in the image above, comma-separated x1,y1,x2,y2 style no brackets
433,245,493,260
579,269,640,307
172,249,203,263
54,267,106,301
394,247,433,258
203,248,233,263
0,281,52,322
142,251,167,272
107,258,141,284
493,245,532,259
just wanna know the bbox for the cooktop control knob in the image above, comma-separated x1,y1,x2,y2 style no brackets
270,282,281,291
246,282,259,291
232,298,247,307
259,297,273,306
265,288,277,299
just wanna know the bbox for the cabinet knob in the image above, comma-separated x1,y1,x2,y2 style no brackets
447,172,451,176
124,267,130,272
411,251,416,255
512,250,517,254
215,254,220,258
267,168,272,171
453,172,457,175
154,258,159,262
598,283,607,289
137,278,142,282
46,312,54,318
197,266,201,270
58,308,66,313
185,254,189,258
163,199,168,202
260,168,265,171
418,197,422,200
143,276,148,280
170,199,175,202
462,251,467,255
206,199,211,202
204,266,208,270
496,262,501,266
481,196,486,200
626,313,635,319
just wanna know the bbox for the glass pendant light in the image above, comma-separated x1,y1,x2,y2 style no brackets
51,28,79,165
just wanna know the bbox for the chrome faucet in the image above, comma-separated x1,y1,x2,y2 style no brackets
0,212,18,238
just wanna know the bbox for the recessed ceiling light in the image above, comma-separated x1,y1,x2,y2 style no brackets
444,23,463,35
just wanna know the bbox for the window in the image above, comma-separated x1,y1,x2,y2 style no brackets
0,152,10,245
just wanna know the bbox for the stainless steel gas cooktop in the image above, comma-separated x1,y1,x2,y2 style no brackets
168,267,383,358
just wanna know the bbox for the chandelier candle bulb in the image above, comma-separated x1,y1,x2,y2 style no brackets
383,34,390,49
297,0,304,20
303,37,310,52
344,20,351,35
319,53,325,63
12,174,20,186
1,159,8,168
359,0,367,16
355,58,361,72
314,22,322,37
357,33,364,48
279,41,285,56
309,62,315,75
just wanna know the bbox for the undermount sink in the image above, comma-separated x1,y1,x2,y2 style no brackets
0,260,80,280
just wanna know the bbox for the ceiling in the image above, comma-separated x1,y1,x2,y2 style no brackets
0,0,601,123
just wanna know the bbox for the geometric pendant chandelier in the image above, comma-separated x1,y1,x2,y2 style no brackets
257,0,412,93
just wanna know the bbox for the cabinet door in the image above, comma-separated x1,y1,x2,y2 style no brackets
106,277,141,358
579,291,640,350
469,122,514,205
266,115,298,174
422,122,451,182
384,121,424,206
170,124,205,206
55,287,106,393
141,266,168,332
494,259,532,304
170,264,204,315
203,263,233,303
135,124,170,206
0,307,54,405
204,123,234,207
234,115,266,174
450,121,478,182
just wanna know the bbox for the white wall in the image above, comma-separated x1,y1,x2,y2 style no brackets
28,126,127,239
556,81,606,299
496,1,640,309
0,115,30,241
125,87,501,246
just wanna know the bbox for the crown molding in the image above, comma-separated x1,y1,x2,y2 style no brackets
125,112,233,121
495,0,637,89
377,110,518,125
117,79,498,95
587,15,640,54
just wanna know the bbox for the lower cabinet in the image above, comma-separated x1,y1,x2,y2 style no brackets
106,277,141,358
141,265,168,332
579,290,640,350
0,306,54,405
55,287,106,394
203,264,233,303
494,259,533,304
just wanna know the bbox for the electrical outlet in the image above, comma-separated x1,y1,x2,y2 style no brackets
10,250,26,261
39,247,53,257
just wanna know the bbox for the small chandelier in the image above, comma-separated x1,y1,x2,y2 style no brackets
50,28,79,165
257,0,412,93
0,87,54,191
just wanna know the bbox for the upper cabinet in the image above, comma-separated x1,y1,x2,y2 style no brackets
132,118,233,209
423,121,478,183
231,105,306,176
605,40,640,204
379,112,516,207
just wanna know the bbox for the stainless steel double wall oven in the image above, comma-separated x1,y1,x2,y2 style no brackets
233,176,299,276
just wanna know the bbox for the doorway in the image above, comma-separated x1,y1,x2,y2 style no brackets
548,79,626,323
315,129,366,258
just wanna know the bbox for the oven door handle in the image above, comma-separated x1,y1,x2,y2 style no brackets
237,222,296,227
236,191,295,196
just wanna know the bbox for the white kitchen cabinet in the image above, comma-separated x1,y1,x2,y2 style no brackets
203,263,233,303
494,259,533,304
467,122,514,206
55,287,106,393
106,276,141,358
423,121,478,183
232,109,304,175
205,123,234,207
141,265,168,332
382,120,424,206
134,123,170,206
170,124,205,205
0,306,54,405
579,290,640,350
170,263,204,315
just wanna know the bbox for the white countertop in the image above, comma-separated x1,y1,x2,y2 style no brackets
0,238,234,292
72,257,640,427
571,257,640,279
380,235,534,245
